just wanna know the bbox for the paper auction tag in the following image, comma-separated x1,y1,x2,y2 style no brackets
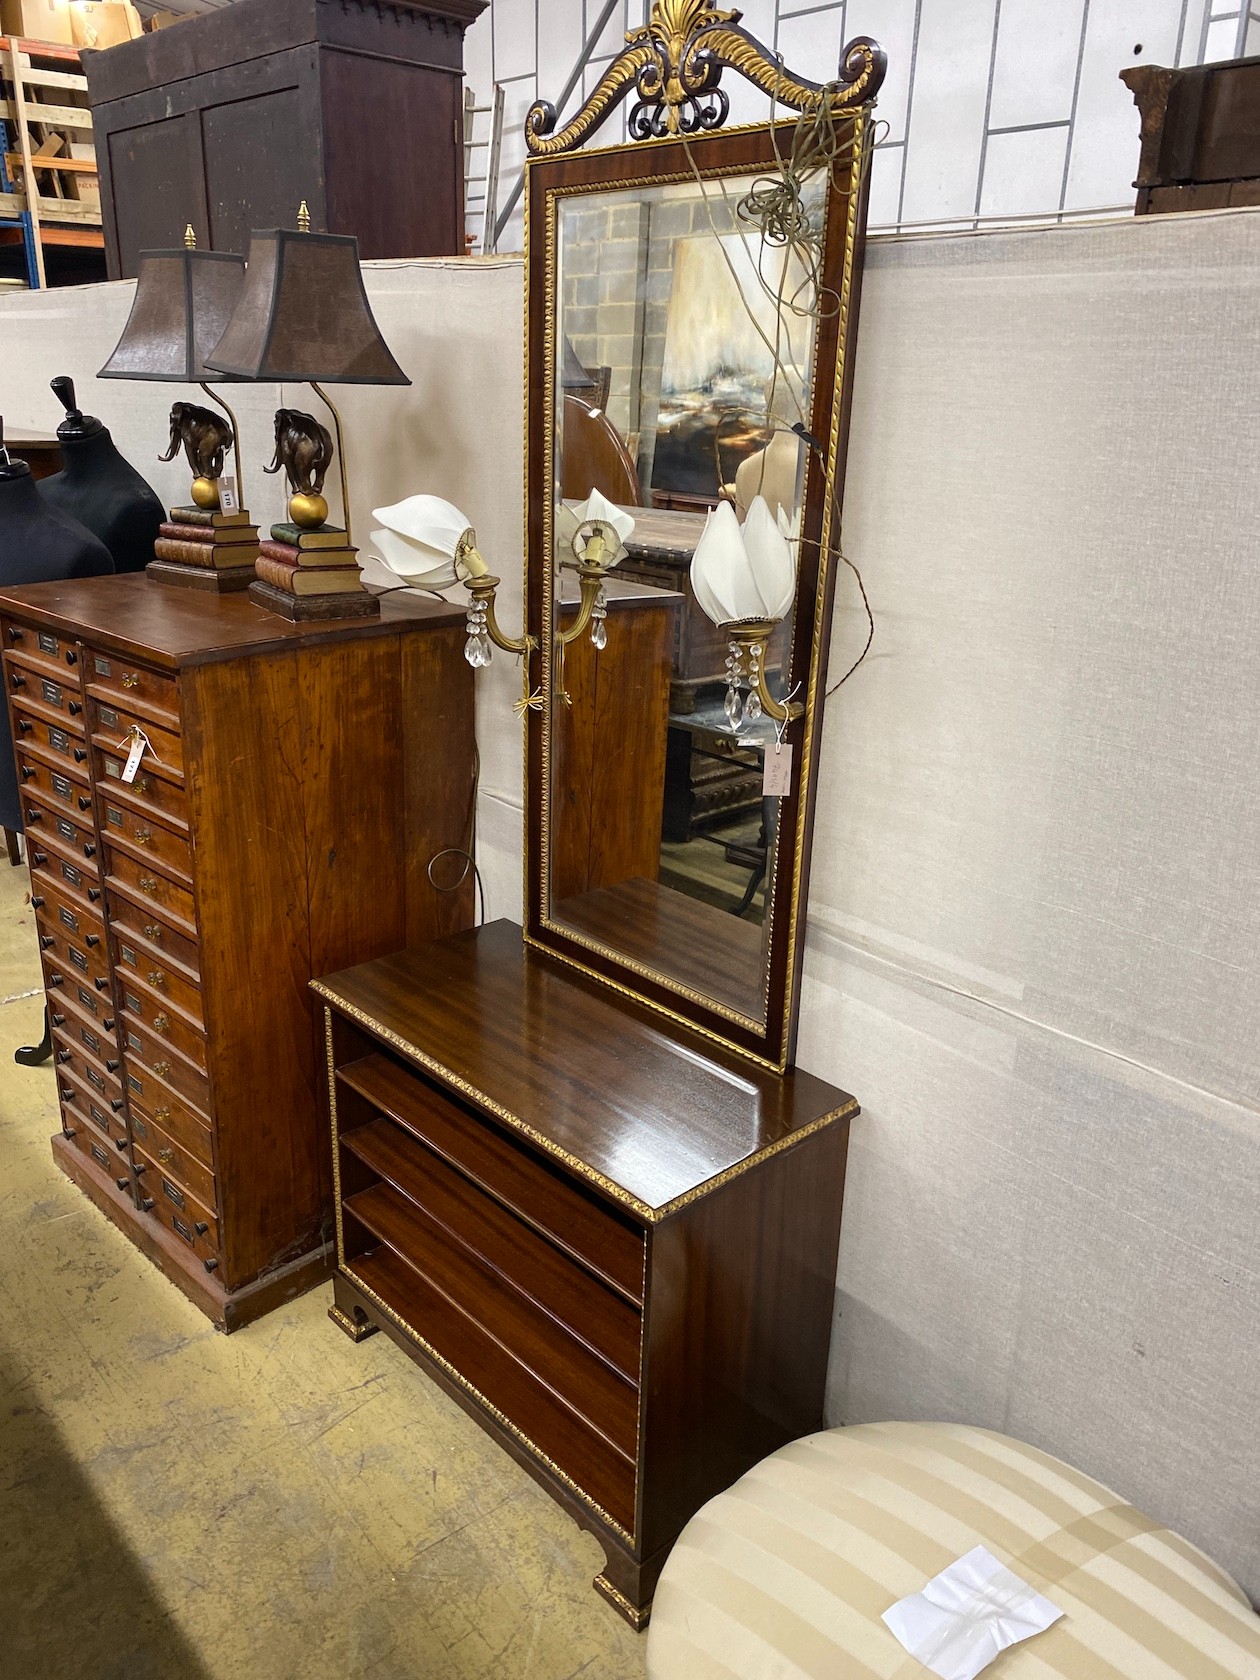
764,743,793,797
121,730,146,784
218,475,239,514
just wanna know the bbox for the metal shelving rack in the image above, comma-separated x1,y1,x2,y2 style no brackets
0,35,104,288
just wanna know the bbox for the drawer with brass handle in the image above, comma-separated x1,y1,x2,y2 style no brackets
89,697,184,782
112,947,204,1030
119,983,207,1072
107,894,201,980
106,844,197,933
133,1141,219,1265
130,1110,215,1214
129,1081,213,1176
85,654,178,730
95,746,189,831
100,799,193,884
121,1016,209,1114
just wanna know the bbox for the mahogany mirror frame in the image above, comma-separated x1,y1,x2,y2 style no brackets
521,36,883,1073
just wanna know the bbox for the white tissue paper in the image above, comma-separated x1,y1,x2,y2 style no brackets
882,1546,1064,1680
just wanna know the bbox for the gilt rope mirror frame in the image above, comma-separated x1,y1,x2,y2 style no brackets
521,2,886,1072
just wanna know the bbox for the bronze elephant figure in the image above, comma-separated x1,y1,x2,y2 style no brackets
159,401,235,482
265,409,334,497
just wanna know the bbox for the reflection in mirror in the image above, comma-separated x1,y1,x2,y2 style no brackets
545,171,822,1029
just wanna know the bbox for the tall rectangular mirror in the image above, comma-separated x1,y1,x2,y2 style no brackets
522,18,884,1070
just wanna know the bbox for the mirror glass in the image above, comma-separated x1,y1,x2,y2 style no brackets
542,170,822,1031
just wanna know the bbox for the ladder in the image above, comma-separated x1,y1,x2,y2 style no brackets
463,81,504,255
0,37,103,289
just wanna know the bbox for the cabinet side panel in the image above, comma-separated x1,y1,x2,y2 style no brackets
639,1122,849,1556
401,622,477,944
183,652,322,1289
299,633,408,979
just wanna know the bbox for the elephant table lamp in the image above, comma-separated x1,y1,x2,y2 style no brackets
98,231,262,592
204,214,409,622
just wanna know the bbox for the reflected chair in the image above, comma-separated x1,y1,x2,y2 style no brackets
562,393,642,505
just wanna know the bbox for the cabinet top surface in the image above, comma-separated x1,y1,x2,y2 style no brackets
0,574,464,670
84,0,487,107
314,920,856,1219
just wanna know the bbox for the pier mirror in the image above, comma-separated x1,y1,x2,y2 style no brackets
521,1,885,1070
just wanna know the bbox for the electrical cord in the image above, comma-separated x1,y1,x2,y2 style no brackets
678,81,882,703
426,739,485,926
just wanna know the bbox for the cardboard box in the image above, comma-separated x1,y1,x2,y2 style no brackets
68,139,99,210
0,0,74,46
145,8,188,28
68,0,141,49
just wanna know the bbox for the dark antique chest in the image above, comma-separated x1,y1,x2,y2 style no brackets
83,0,486,278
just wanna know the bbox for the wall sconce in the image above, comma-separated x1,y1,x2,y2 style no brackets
690,496,803,730
372,489,632,710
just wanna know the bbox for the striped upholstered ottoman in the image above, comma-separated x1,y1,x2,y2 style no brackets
646,1422,1260,1677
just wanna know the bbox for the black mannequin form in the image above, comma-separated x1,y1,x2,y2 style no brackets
38,377,164,573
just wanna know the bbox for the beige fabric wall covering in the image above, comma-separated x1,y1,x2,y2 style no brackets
0,210,1255,1602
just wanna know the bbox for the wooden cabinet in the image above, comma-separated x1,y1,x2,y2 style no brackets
315,922,856,1625
82,0,487,279
1,575,474,1330
1124,56,1260,215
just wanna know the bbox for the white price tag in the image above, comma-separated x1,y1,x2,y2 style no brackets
120,730,145,784
763,742,793,797
218,475,238,514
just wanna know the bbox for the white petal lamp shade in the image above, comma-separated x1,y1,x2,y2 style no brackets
556,487,636,565
369,526,460,591
370,494,481,585
690,496,798,628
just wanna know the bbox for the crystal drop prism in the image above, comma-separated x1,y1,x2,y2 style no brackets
591,619,607,650
746,691,762,722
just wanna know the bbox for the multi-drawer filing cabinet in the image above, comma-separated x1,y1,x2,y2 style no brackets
1,575,473,1330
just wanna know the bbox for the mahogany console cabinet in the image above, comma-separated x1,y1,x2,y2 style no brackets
0,575,473,1330
82,0,487,278
315,922,856,1626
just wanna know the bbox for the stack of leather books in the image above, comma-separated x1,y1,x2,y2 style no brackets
249,523,377,621
150,506,261,592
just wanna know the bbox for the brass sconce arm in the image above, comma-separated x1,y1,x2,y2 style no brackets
556,562,608,647
727,621,804,725
463,572,536,657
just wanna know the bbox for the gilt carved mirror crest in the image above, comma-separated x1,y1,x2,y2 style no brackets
521,0,885,1071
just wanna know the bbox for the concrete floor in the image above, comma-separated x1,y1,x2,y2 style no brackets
0,858,648,1679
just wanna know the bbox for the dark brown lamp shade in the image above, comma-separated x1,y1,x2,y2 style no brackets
99,249,246,381
205,229,410,385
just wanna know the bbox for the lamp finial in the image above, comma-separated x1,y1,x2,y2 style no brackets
297,200,311,233
184,223,196,249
